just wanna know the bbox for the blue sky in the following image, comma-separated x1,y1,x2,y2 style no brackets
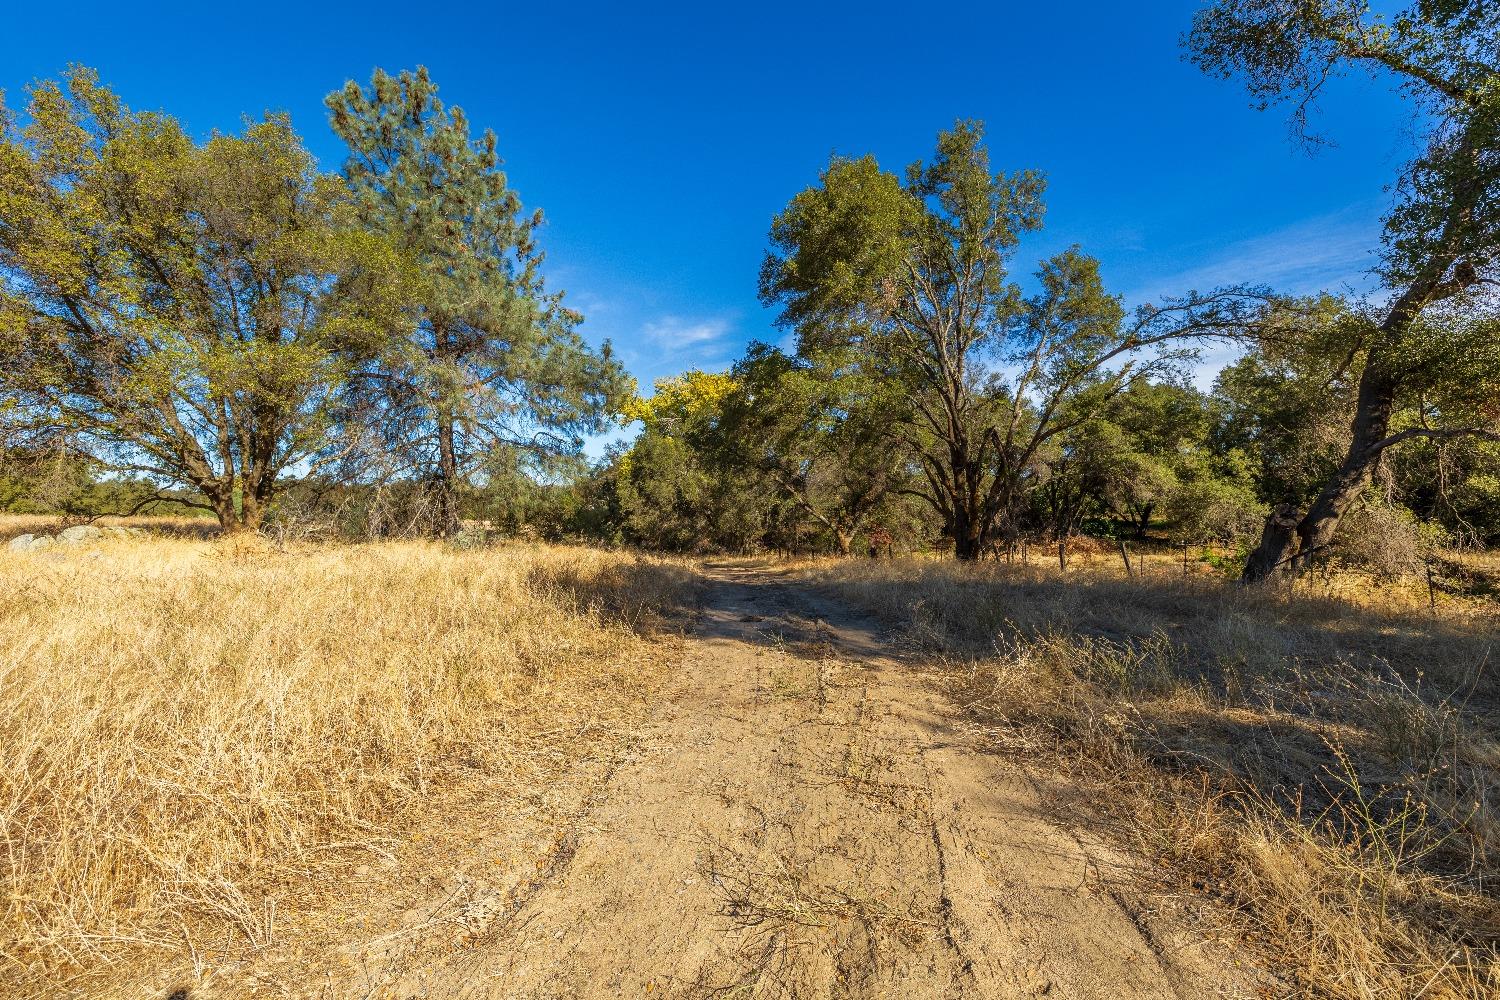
2,1,1414,434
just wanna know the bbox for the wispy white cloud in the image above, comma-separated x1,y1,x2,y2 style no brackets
1123,202,1386,307
641,314,734,349
1112,201,1392,392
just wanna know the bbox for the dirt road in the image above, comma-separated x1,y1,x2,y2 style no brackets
332,562,1256,999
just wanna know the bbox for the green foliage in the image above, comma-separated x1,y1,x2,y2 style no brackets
610,371,762,551
0,67,406,530
0,447,200,517
714,345,913,553
761,120,1266,558
1213,299,1364,506
1163,476,1266,546
758,155,927,342
1188,2,1500,580
1034,377,1267,544
1188,1,1499,288
1217,300,1500,545
1391,433,1500,546
0,43,1493,564
599,361,921,555
760,121,1044,367
327,67,631,533
1198,541,1252,579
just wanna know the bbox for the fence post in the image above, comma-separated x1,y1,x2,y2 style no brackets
1118,539,1134,578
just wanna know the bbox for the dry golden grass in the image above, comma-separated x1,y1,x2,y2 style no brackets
0,529,698,998
798,555,1500,1000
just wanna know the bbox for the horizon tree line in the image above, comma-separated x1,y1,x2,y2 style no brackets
1,0,1496,583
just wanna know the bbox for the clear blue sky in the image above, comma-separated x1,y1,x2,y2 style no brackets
2,1,1413,424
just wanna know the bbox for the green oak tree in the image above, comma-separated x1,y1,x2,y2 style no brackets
1391,423,1500,547
714,344,912,555
612,371,766,552
760,122,1265,559
1218,299,1500,550
1188,0,1500,581
0,68,405,533
1040,379,1225,540
1106,379,1221,538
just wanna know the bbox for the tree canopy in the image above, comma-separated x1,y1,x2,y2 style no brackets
0,26,1496,573
327,67,630,534
1189,0,1500,580
0,68,406,531
760,122,1268,559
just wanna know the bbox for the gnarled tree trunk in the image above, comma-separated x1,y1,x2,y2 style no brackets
833,528,854,557
1241,285,1428,583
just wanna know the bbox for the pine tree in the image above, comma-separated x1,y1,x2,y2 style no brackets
327,68,629,535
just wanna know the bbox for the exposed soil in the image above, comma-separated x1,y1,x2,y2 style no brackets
242,561,1261,999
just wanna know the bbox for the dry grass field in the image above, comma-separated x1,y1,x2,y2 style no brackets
0,525,697,998
797,555,1500,999
5,519,1497,999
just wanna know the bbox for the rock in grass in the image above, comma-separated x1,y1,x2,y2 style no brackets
7,525,147,552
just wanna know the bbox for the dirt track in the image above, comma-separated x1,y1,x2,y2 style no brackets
329,562,1258,999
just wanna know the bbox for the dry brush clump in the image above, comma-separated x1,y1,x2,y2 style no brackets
800,556,1500,999
0,533,697,998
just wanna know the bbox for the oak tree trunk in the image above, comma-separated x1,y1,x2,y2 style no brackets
951,508,985,561
1241,288,1421,584
1134,503,1154,540
834,529,854,557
